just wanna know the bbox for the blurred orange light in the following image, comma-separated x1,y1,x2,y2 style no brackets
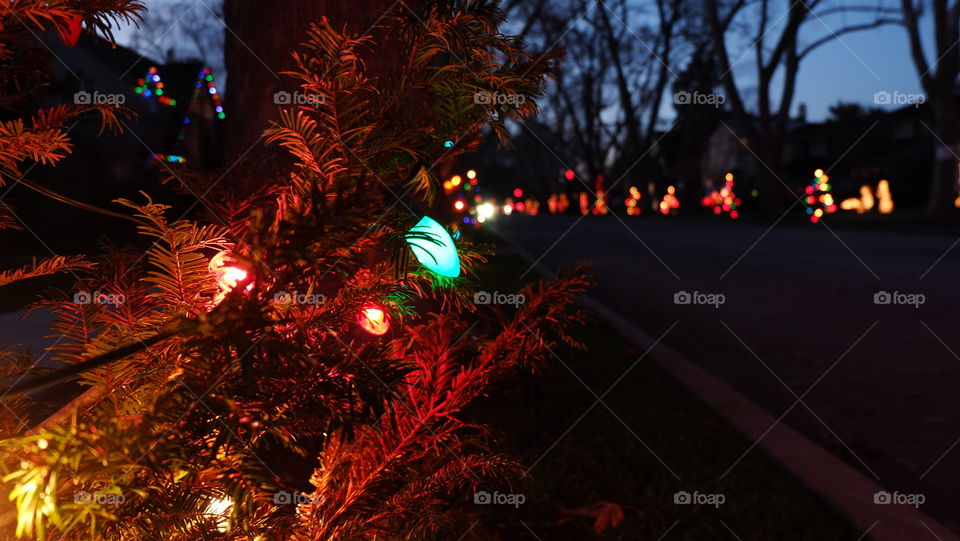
877,179,894,214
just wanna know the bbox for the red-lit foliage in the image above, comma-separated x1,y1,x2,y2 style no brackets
0,2,586,539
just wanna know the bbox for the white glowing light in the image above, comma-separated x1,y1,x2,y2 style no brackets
476,202,495,222
205,496,233,533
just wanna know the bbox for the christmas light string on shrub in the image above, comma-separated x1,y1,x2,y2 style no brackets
659,185,680,215
626,186,642,215
0,2,589,537
702,172,741,219
151,153,186,163
137,66,226,166
134,66,177,106
804,168,837,223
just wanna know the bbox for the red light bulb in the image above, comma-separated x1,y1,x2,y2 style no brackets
359,306,389,335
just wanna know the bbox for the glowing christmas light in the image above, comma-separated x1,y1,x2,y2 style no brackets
804,169,836,223
565,169,576,181
205,496,233,533
451,175,462,187
135,67,178,106
359,306,389,335
62,14,83,47
626,186,643,215
503,201,514,215
209,251,251,304
453,200,465,211
525,199,540,216
466,170,477,180
876,179,894,214
513,188,523,198
841,180,893,214
405,216,461,277
579,192,589,215
152,153,187,164
592,190,608,215
702,173,741,219
476,202,495,223
659,186,680,215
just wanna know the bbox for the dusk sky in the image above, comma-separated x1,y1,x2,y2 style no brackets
114,1,931,122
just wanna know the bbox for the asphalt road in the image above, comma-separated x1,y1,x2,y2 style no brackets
495,213,960,527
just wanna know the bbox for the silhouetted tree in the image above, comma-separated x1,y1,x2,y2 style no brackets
900,0,960,215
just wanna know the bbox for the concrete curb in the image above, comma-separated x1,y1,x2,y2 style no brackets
502,238,959,541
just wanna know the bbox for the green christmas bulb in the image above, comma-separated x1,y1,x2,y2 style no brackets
406,216,460,277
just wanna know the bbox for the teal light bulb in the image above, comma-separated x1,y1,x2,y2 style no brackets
406,216,460,277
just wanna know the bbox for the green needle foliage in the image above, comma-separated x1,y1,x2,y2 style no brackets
0,1,589,539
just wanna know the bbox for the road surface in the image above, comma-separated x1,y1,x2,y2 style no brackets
495,214,960,527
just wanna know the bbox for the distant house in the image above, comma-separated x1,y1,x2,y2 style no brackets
697,103,935,206
35,32,224,193
699,114,760,189
783,105,932,205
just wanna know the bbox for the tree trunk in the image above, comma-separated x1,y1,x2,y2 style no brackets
900,0,960,215
222,0,416,158
927,89,959,217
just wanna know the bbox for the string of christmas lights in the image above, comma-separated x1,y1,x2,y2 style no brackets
804,168,837,223
626,186,642,215
702,172,741,219
136,66,226,166
659,185,680,215
134,66,177,106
